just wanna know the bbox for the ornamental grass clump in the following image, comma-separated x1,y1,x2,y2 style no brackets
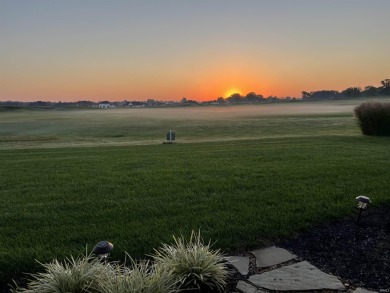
152,231,227,293
354,102,390,136
11,254,110,293
98,255,177,293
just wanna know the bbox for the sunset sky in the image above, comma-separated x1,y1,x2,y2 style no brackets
1,0,389,102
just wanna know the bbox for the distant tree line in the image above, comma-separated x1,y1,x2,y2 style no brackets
2,78,389,106
216,78,389,104
302,79,390,101
212,92,298,105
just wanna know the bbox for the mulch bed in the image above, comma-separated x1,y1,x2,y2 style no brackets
278,205,390,291
223,206,390,292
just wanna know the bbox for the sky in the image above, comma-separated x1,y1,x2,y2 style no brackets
1,0,389,102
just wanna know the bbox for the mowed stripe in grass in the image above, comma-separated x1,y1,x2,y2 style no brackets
1,135,390,284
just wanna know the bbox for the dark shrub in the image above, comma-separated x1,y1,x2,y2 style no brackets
354,102,390,136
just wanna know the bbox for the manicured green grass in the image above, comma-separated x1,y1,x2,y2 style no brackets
1,101,390,285
1,135,390,284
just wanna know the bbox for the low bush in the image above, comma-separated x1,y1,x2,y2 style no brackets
152,231,228,293
98,256,177,293
354,102,390,136
11,255,110,293
10,232,226,293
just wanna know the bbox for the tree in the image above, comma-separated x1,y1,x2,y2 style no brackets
381,79,390,88
362,86,378,97
302,90,340,100
302,91,311,100
217,97,225,104
266,95,279,101
226,93,243,103
186,99,198,105
341,87,361,98
379,79,390,95
245,92,264,103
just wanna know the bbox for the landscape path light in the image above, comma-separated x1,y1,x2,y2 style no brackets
92,240,113,260
356,196,371,224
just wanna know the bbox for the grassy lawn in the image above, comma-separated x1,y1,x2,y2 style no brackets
0,100,372,149
1,100,390,285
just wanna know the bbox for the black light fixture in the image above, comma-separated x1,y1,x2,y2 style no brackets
356,195,371,224
92,241,113,260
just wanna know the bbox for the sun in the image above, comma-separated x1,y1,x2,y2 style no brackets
224,88,242,98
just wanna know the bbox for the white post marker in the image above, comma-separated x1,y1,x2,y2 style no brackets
166,130,176,143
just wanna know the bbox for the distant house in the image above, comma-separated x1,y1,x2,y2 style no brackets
99,101,111,108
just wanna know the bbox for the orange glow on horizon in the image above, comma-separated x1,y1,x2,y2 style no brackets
224,88,242,98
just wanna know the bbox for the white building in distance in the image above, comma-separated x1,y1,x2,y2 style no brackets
98,101,111,108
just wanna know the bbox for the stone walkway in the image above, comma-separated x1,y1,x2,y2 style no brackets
225,246,377,293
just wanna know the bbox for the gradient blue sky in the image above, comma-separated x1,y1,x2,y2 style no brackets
1,0,389,101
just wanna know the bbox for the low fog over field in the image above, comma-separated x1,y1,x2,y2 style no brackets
1,99,389,149
75,99,389,120
80,101,364,121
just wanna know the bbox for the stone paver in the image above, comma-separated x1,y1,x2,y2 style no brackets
225,256,250,275
236,280,266,293
352,288,377,293
251,246,296,268
248,261,345,291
